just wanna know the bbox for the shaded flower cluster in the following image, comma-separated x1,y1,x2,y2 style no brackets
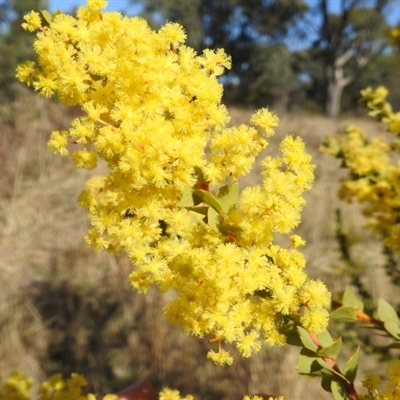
0,371,117,400
360,360,400,400
322,86,400,252
17,0,330,364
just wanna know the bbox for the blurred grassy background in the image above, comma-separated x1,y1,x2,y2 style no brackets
0,91,397,399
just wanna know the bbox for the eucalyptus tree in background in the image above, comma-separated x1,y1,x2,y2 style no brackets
133,0,396,114
308,0,392,117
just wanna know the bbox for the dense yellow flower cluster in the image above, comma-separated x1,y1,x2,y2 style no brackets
360,360,400,400
17,0,330,364
0,371,117,400
322,86,400,252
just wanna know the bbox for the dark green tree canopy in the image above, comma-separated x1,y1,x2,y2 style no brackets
0,0,48,101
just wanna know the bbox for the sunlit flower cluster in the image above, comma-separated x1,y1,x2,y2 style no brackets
17,0,330,364
322,86,400,252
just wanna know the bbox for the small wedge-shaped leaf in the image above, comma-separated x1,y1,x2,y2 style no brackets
318,329,333,347
317,337,342,359
207,207,221,231
342,287,364,311
383,320,400,340
317,358,346,379
218,221,243,236
186,206,209,219
178,186,195,207
297,326,318,352
296,348,323,375
282,323,302,347
216,183,239,214
40,9,53,26
321,375,335,393
330,306,358,322
331,381,352,400
377,299,399,323
343,346,360,382
377,299,400,339
193,189,224,214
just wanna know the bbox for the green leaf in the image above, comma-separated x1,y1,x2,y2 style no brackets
331,381,352,400
321,375,334,393
343,346,360,382
40,9,53,26
316,358,344,378
193,189,223,215
383,320,400,340
376,299,400,339
207,207,221,231
178,186,195,207
377,299,399,323
253,289,271,299
330,306,358,323
185,206,209,219
194,166,208,184
342,287,364,311
215,183,239,214
282,324,302,347
317,337,342,358
218,221,243,236
297,326,318,352
318,329,333,347
296,348,323,375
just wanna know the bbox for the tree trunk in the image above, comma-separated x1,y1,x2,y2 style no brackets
325,51,355,118
326,79,345,118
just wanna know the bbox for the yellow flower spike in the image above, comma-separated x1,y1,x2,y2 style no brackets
159,388,194,400
102,395,118,400
15,61,37,86
300,280,331,310
21,11,42,31
200,48,232,76
250,108,279,137
300,308,330,334
18,0,324,366
362,373,382,392
290,234,305,248
237,330,262,358
158,22,187,47
206,348,234,366
0,371,32,400
47,130,69,156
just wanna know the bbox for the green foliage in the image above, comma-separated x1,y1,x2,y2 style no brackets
242,43,297,108
0,0,48,102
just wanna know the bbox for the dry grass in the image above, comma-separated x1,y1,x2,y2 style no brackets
0,98,397,399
